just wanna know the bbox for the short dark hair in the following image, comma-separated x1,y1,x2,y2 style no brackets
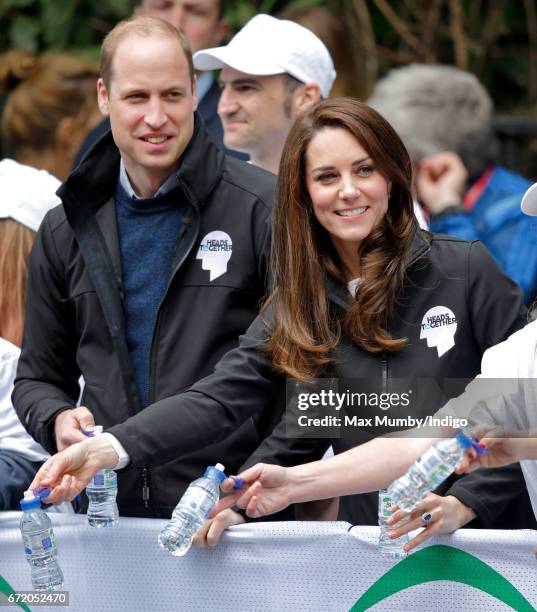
100,16,194,90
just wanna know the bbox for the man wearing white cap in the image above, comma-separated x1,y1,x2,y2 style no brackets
194,14,336,173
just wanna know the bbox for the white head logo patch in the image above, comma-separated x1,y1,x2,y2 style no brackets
420,306,457,357
196,231,232,281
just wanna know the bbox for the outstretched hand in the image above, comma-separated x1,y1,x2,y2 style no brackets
456,426,537,473
211,463,294,519
29,437,119,505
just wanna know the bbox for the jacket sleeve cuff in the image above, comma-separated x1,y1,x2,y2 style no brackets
101,433,130,469
105,423,145,468
445,481,494,526
37,402,75,453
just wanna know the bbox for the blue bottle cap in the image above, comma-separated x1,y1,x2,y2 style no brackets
455,429,488,456
20,490,46,510
231,477,244,490
204,463,226,483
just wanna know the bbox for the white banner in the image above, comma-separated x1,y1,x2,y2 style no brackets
1,513,536,611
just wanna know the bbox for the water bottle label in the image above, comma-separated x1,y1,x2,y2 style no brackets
418,453,451,485
22,529,55,555
177,483,216,519
93,469,117,487
380,496,394,518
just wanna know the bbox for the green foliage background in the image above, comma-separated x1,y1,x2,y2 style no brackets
1,0,536,113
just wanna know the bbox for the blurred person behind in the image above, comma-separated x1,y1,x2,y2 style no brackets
0,50,100,181
369,64,536,302
0,160,60,509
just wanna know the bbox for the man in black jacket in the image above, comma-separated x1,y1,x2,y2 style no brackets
14,16,276,518
74,0,245,164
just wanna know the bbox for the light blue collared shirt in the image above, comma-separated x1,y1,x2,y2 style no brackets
119,159,180,200
196,71,213,102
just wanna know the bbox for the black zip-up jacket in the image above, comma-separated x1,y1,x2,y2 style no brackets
27,233,531,525
13,113,278,518
243,232,534,527
56,230,532,527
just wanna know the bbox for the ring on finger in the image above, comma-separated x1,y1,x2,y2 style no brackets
421,511,433,527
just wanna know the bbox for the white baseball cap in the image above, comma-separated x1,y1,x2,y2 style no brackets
521,182,537,216
0,159,61,231
193,14,336,99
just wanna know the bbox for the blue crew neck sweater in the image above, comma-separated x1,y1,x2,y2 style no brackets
115,180,186,408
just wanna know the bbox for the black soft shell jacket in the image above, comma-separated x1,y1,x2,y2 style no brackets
14,113,278,518
25,229,531,527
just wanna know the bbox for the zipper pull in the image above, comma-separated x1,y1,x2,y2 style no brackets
142,468,150,507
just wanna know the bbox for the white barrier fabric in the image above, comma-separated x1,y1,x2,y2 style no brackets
1,513,537,611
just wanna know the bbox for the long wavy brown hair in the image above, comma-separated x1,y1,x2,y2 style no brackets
264,97,417,380
0,220,35,347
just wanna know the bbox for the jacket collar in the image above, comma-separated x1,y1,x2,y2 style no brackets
326,228,432,311
58,111,224,223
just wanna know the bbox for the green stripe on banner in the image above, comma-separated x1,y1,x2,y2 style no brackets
350,545,536,612
0,575,31,612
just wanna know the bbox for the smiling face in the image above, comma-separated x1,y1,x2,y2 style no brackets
97,33,197,198
305,127,391,277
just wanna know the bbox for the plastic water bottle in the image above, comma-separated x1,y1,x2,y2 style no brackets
85,425,119,527
20,489,64,591
387,430,486,512
158,463,226,556
378,488,409,558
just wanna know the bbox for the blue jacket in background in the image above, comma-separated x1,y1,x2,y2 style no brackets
430,166,537,303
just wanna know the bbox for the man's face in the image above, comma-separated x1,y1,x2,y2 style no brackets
139,0,227,53
97,34,197,196
217,66,298,158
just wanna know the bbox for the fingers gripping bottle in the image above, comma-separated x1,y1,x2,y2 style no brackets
158,463,226,556
85,425,119,527
20,489,64,591
387,430,486,512
378,488,409,559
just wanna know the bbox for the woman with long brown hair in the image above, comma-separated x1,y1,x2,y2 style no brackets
30,98,531,547
0,160,60,509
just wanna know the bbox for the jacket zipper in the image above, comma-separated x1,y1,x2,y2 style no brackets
142,469,150,508
146,181,199,405
381,352,388,393
144,180,200,509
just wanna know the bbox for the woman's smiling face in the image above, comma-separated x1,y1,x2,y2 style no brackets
305,126,391,274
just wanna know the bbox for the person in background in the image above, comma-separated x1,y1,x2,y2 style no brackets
368,64,537,303
195,17,424,229
27,99,532,552
13,16,277,520
0,160,61,509
194,14,335,174
0,50,100,180
74,0,241,163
